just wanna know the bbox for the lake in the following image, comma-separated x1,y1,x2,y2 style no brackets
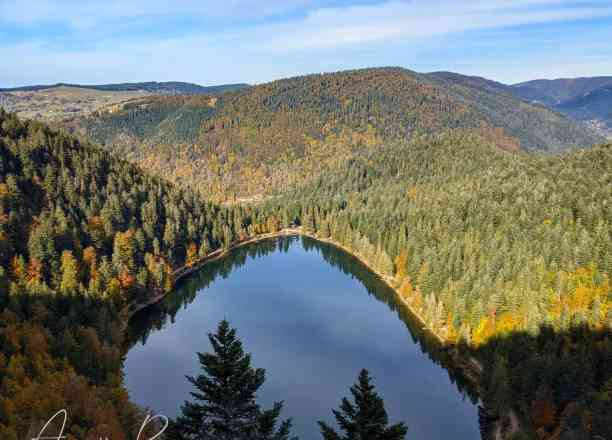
124,236,481,439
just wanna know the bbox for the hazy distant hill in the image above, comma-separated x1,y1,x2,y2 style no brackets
512,76,612,136
425,71,603,149
427,71,516,96
0,82,250,124
558,85,612,120
0,81,249,95
512,76,612,106
76,67,603,200
0,86,151,122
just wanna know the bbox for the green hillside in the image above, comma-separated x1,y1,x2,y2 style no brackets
76,68,603,201
1,103,611,439
264,132,612,439
0,109,280,438
273,133,612,341
427,71,603,148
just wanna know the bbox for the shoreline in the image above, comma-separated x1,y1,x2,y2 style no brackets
126,227,523,437
129,227,448,344
127,229,300,316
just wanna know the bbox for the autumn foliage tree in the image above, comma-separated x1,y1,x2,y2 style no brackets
60,250,79,294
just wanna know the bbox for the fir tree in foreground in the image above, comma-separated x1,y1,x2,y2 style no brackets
169,320,295,440
319,369,407,440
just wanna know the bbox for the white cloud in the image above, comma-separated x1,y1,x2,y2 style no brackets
0,0,611,86
3,0,608,31
0,0,310,27
259,0,612,51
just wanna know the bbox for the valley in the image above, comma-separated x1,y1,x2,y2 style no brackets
4,0,612,436
0,66,611,440
125,236,481,440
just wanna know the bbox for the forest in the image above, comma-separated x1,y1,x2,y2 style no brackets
1,76,611,440
0,109,283,438
259,132,611,438
75,68,603,201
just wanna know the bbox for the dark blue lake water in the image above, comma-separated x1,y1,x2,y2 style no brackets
124,236,481,439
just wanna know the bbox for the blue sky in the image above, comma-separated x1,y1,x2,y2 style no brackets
1,0,611,87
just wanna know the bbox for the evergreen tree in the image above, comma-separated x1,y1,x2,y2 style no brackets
60,250,80,294
171,320,295,440
318,369,407,440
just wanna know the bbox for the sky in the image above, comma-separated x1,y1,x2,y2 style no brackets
1,0,611,87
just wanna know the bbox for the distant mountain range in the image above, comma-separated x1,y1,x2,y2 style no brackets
0,81,250,95
512,76,612,106
423,73,612,137
75,67,604,200
511,76,612,136
3,73,610,136
0,81,251,123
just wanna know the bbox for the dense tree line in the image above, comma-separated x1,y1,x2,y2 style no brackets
0,109,282,307
266,133,611,344
0,294,152,439
259,133,611,439
77,68,601,201
0,110,280,438
474,325,612,439
1,102,610,439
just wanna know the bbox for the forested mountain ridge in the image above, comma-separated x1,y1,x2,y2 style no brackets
512,76,612,137
426,71,603,149
0,109,281,438
427,71,516,96
76,67,603,201
0,103,611,439
267,133,612,439
512,76,612,106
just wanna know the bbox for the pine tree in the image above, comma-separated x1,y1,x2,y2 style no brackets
171,320,295,440
60,250,79,293
199,234,210,258
318,369,407,440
